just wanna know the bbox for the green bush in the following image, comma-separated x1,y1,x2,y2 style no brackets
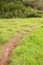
0,0,43,18
24,7,41,17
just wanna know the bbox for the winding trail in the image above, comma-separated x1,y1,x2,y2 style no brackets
0,24,42,65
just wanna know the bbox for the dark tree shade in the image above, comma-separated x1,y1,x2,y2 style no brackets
0,0,43,18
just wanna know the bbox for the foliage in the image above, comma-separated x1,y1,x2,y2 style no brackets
0,0,43,18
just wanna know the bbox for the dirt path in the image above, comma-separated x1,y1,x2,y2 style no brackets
0,24,42,65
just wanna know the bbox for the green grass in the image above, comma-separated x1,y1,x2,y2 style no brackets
8,27,43,65
0,18,43,59
0,18,43,44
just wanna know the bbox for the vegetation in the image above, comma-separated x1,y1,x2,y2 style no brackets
0,18,43,56
0,18,43,65
0,18,42,44
0,0,43,18
0,1,43,64
8,27,43,65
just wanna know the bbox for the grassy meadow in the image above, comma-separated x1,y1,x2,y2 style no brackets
0,18,42,44
8,27,43,65
0,18,43,65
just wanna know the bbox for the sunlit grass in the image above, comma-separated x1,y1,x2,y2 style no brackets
8,27,43,65
0,18,43,44
0,18,43,57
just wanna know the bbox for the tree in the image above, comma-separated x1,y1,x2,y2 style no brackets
0,0,43,18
